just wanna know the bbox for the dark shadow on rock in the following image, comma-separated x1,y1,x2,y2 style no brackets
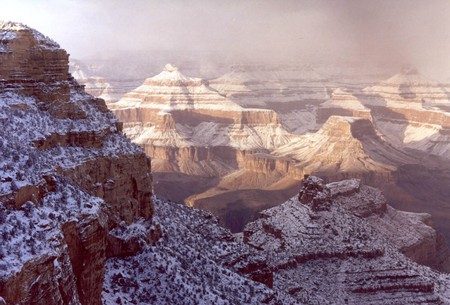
399,83,417,99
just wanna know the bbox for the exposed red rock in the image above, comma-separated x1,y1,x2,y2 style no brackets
0,23,154,305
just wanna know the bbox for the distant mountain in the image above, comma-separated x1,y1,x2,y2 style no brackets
82,60,450,244
1,23,450,305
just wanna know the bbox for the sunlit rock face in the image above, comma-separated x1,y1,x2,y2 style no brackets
105,63,450,245
0,22,83,119
108,64,292,177
0,23,154,305
72,54,450,255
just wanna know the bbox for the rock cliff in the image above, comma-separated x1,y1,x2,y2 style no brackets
102,176,450,304
71,58,450,244
108,63,294,193
0,22,153,304
362,68,450,159
243,176,450,304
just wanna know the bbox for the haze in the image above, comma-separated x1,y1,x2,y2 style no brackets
2,0,450,80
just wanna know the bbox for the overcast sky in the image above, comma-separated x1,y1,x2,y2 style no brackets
2,0,450,80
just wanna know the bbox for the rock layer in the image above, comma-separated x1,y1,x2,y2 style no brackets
0,22,84,119
243,176,450,304
0,23,153,305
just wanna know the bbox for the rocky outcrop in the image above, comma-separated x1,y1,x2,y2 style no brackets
297,175,331,211
271,116,398,185
327,178,438,267
33,128,111,150
0,22,84,119
361,68,450,159
110,64,285,133
63,214,108,305
0,251,79,305
243,176,450,304
0,23,154,305
62,154,153,226
317,88,373,123
108,64,292,183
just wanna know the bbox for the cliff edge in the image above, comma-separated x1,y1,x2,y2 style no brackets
0,22,154,305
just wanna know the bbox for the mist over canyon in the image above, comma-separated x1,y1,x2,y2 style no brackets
2,1,450,304
72,58,450,246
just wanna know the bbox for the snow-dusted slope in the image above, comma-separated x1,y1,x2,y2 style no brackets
102,198,287,305
0,23,153,305
365,68,450,105
103,176,450,305
362,69,450,159
111,64,241,112
243,176,450,304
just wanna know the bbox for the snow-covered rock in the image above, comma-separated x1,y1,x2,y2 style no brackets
243,176,450,304
0,23,153,305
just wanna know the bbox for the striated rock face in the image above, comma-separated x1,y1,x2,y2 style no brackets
362,68,450,159
317,88,372,123
71,58,450,242
62,154,153,226
108,63,293,182
0,251,79,305
272,116,400,185
243,176,450,304
0,22,84,119
110,64,288,149
0,23,153,305
327,178,438,267
74,55,450,262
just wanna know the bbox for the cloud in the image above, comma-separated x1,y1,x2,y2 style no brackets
1,0,449,80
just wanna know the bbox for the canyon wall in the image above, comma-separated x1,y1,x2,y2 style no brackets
0,22,154,305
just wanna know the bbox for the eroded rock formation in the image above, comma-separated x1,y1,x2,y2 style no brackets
0,22,153,305
243,176,450,304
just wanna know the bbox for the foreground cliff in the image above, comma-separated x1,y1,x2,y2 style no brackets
0,22,153,304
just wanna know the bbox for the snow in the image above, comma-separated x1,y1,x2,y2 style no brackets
0,86,142,192
0,21,60,50
102,197,285,305
151,63,202,83
0,77,143,279
0,31,16,52
243,180,450,304
0,178,104,278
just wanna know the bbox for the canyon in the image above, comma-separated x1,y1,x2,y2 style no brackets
76,58,450,239
2,22,450,305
